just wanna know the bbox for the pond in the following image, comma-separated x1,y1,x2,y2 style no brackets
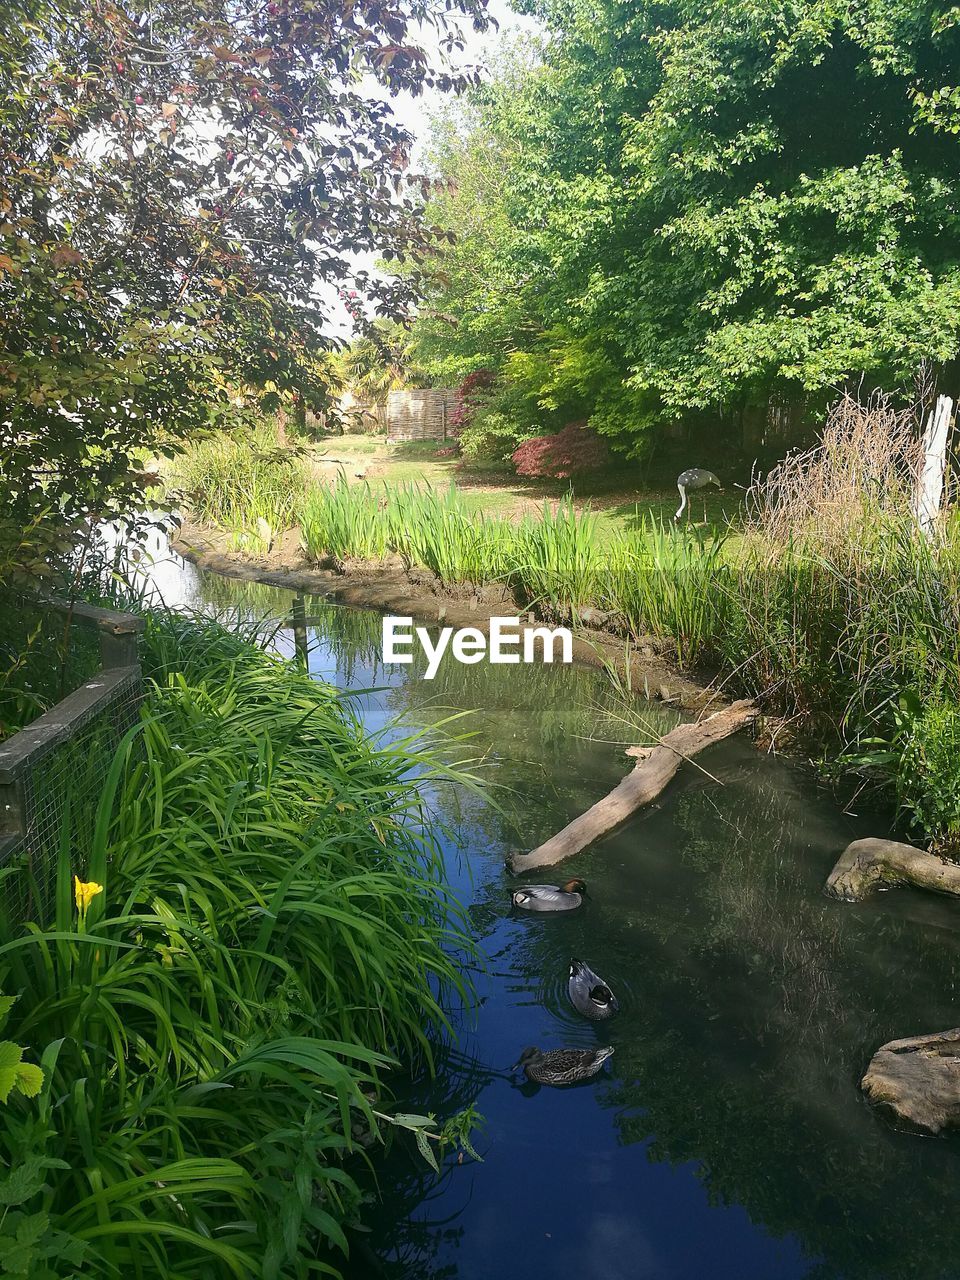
135,529,960,1280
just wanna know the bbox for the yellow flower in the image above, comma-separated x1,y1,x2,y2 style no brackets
74,877,103,914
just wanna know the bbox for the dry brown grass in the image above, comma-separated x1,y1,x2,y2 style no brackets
747,393,924,558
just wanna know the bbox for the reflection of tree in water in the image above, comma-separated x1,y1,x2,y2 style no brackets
189,571,297,617
596,770,960,1280
180,574,960,1277
376,647,680,860
347,1039,496,1280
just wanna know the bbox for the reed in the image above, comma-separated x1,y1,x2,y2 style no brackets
173,426,306,554
391,484,513,585
511,498,603,611
0,608,481,1277
300,475,392,562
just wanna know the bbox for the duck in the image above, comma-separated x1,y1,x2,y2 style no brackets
511,878,586,913
568,958,619,1020
513,1045,614,1087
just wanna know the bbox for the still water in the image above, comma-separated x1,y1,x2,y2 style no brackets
137,532,960,1280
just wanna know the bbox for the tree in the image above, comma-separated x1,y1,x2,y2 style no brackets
0,0,490,569
410,0,960,457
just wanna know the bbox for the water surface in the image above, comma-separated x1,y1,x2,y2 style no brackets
138,533,960,1280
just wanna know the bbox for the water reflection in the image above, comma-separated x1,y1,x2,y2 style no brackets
134,534,960,1280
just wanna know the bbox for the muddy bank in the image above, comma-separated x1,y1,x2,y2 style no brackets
171,518,725,713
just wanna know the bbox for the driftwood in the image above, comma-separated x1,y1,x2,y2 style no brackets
509,699,758,875
824,838,960,903
862,1028,960,1133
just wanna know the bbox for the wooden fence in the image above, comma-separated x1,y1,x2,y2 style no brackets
0,599,144,923
384,388,458,443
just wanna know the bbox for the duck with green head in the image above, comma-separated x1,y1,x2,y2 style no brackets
511,878,586,913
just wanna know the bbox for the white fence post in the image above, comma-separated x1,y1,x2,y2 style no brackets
916,394,954,536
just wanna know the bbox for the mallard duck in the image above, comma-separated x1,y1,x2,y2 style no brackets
511,878,586,912
568,958,619,1020
513,1045,614,1086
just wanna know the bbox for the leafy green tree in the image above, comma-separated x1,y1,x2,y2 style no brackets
412,0,960,456
0,0,490,568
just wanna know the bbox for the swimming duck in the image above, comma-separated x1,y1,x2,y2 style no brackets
568,958,619,1020
513,1045,614,1087
511,879,586,913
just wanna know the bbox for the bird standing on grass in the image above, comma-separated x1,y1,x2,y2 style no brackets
675,468,722,519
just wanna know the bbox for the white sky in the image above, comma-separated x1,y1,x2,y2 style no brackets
391,0,541,163
328,0,541,337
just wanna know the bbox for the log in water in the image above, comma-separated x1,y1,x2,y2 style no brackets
509,698,759,874
825,837,960,902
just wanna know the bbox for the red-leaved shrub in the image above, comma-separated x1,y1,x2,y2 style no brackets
450,368,496,438
511,421,610,479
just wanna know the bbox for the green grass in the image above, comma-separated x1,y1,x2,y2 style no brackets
0,607,482,1277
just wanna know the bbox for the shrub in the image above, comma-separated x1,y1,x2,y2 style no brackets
511,421,611,479
449,368,496,440
459,408,530,464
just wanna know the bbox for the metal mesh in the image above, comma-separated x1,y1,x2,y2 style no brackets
3,669,142,926
0,590,144,929
0,597,102,736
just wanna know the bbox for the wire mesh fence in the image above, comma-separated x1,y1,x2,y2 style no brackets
0,599,144,927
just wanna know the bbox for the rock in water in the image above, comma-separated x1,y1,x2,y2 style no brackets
861,1027,960,1133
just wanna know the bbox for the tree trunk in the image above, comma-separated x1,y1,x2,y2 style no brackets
824,837,960,902
509,699,758,875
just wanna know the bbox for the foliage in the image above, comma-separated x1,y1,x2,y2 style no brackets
408,0,960,454
0,608,482,1277
449,368,497,438
0,997,41,1105
333,324,428,411
511,421,610,478
0,0,491,573
173,424,307,553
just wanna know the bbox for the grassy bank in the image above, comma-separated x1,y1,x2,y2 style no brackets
171,402,960,850
0,607,478,1277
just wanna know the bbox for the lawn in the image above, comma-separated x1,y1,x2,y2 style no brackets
308,435,745,542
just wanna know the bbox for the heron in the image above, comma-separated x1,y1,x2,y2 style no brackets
675,468,722,519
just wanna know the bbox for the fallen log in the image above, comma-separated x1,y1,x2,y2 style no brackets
824,838,960,903
509,699,758,875
862,1028,960,1134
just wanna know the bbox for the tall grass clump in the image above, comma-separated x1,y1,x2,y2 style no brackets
603,517,728,662
174,424,306,554
715,393,960,847
0,608,479,1277
390,484,513,585
300,475,392,562
511,498,603,612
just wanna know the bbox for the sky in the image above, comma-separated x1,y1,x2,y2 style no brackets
390,0,542,163
327,0,542,336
